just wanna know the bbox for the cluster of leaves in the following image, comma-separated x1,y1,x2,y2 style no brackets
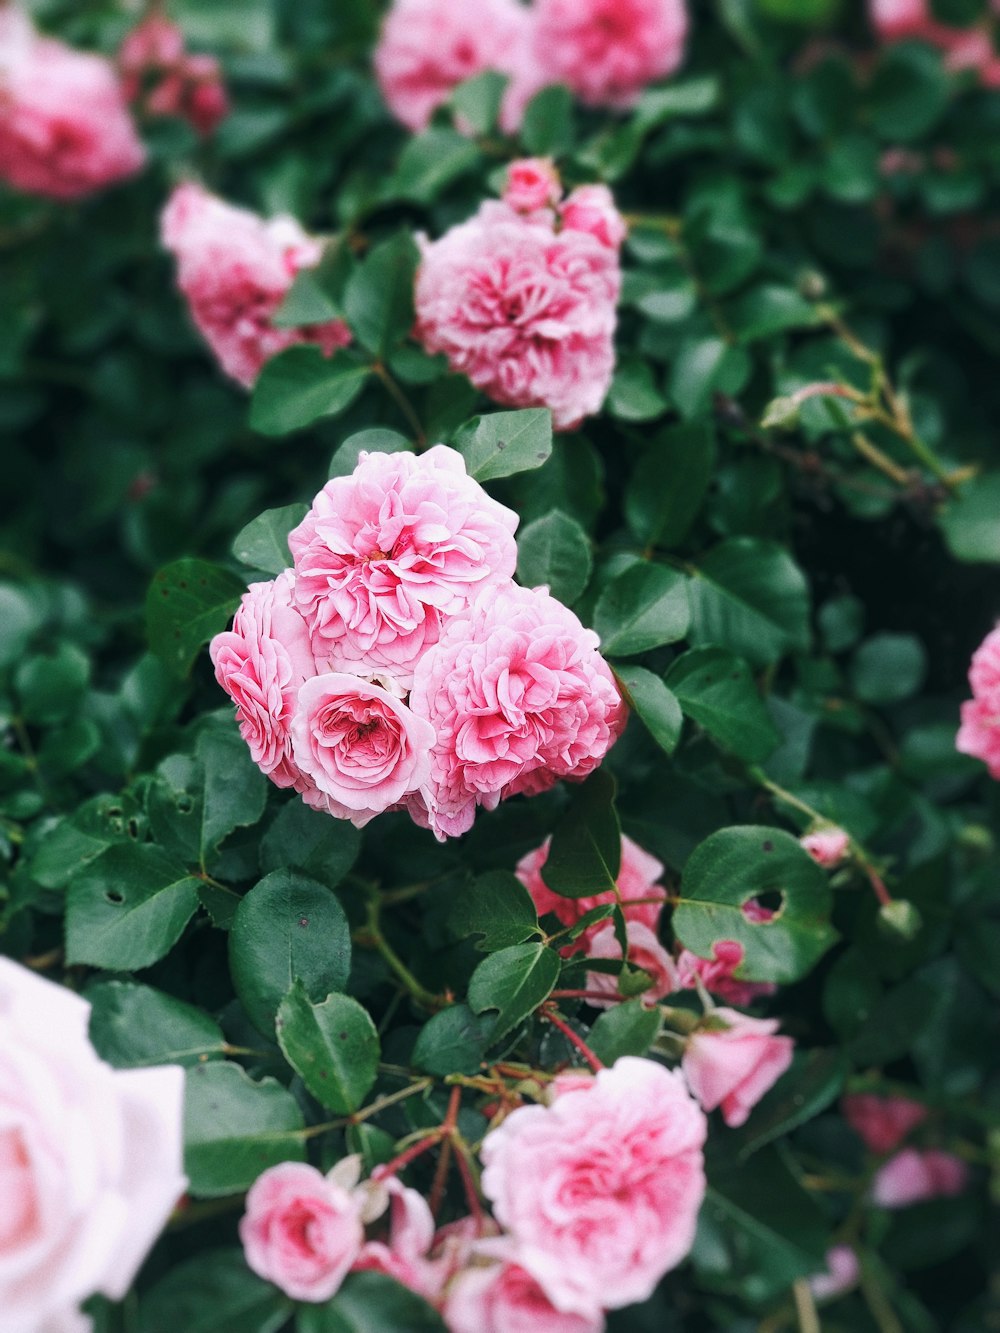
3,0,1000,1330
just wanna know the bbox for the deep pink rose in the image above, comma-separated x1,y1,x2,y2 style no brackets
120,17,227,137
516,833,666,941
559,185,628,251
414,199,622,431
585,921,678,1007
957,626,1000,778
682,1009,794,1128
480,1057,707,1314
161,182,350,388
809,1245,860,1301
289,446,518,685
842,1093,929,1156
409,583,627,840
871,1148,968,1209
800,827,850,868
0,9,145,200
445,1256,605,1332
0,960,186,1333
504,158,562,213
240,1162,364,1302
675,939,776,1008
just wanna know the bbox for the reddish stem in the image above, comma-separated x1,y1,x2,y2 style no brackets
373,1132,441,1182
542,1006,605,1073
452,1140,486,1234
866,865,893,908
551,988,628,1004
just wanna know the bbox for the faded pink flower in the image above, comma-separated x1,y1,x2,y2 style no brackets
800,827,850,869
842,1093,929,1156
210,572,316,790
120,17,228,138
584,920,677,1007
445,1255,605,1332
682,1009,794,1128
291,674,435,828
288,446,518,685
504,158,562,213
480,1057,706,1314
0,959,186,1333
240,1162,363,1302
516,833,666,940
871,1148,968,1209
675,939,776,1009
414,200,622,431
160,182,350,388
957,626,1000,778
353,1179,446,1304
409,583,626,840
559,185,628,251
0,8,145,200
809,1245,860,1301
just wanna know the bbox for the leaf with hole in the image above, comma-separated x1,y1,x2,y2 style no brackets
467,943,561,1041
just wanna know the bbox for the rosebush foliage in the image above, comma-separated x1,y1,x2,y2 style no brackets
3,0,1000,1330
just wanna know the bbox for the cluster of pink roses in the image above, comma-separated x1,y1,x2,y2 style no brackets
957,625,1000,778
119,13,228,139
871,0,1000,87
211,445,625,840
376,0,689,133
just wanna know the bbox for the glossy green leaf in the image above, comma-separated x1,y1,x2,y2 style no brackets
666,647,781,763
594,562,690,657
411,1003,492,1076
542,769,621,898
938,472,1000,563
448,869,540,951
688,539,811,666
615,665,683,756
259,799,361,887
468,942,561,1041
276,982,380,1114
343,232,419,359
588,999,662,1064
454,408,553,482
625,422,716,549
146,559,245,678
516,510,592,605
250,348,371,437
232,504,308,574
139,1250,291,1333
299,1273,447,1333
87,980,227,1069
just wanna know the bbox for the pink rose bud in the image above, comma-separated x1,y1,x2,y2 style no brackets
800,827,850,869
809,1245,860,1301
445,1257,605,1332
559,185,628,251
240,1161,364,1302
842,1093,929,1156
503,158,562,213
871,1148,968,1209
957,626,1000,779
682,1008,794,1128
181,55,229,137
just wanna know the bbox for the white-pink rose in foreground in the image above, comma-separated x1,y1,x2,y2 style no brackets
515,833,666,941
0,959,186,1333
682,1008,794,1128
0,7,145,200
445,1254,606,1332
161,182,351,388
480,1056,706,1315
800,827,850,868
842,1092,929,1156
871,1148,968,1209
956,626,1000,778
809,1245,860,1301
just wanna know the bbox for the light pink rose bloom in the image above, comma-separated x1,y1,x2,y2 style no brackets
559,185,628,251
675,939,776,1008
0,8,145,201
160,182,351,388
409,582,627,840
445,1256,605,1332
682,1008,794,1128
240,1161,364,1302
842,1093,929,1156
0,959,186,1333
289,446,518,685
352,1178,449,1303
871,1148,968,1209
414,199,622,431
503,158,562,213
480,1056,707,1314
516,833,666,942
957,626,1000,778
800,827,850,868
584,920,678,1007
809,1245,860,1301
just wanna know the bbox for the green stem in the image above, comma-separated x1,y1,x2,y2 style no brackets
363,895,447,1011
301,1077,434,1139
373,364,426,447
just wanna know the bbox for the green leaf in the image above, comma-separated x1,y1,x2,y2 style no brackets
732,1048,847,1158
454,408,553,482
259,799,361,887
467,942,561,1041
516,510,592,605
520,85,575,156
272,266,344,329
250,347,371,437
229,871,352,1038
850,633,927,705
386,128,481,203
298,1273,447,1333
15,643,89,725
87,980,226,1069
276,982,380,1114
673,826,838,984
232,504,308,574
184,1062,306,1197
448,869,540,951
614,665,683,756
411,1003,492,1076
542,769,621,898
588,999,662,1064
343,232,419,359
329,427,413,478
139,1250,291,1333
65,843,201,971
593,561,690,657
607,357,668,422
625,422,716,550
728,285,821,343
939,472,1000,563
666,647,781,763
670,337,750,419
870,44,950,143
198,720,269,858
450,70,507,135
688,538,811,667
146,559,245,678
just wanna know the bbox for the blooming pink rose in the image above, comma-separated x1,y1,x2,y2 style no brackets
414,200,621,431
585,921,678,1007
409,583,626,840
842,1093,929,1156
0,9,145,200
291,674,435,828
289,446,518,685
675,939,776,1008
957,626,1000,778
240,1162,364,1302
809,1245,860,1301
352,1178,448,1303
0,959,186,1333
516,833,666,940
445,1256,605,1332
559,185,628,251
871,1148,968,1209
210,572,316,790
800,827,850,868
504,158,562,213
480,1057,706,1314
682,1008,794,1128
161,182,350,388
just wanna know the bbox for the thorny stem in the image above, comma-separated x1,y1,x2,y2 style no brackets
372,363,426,447
373,1131,442,1181
428,1086,462,1217
541,1005,605,1073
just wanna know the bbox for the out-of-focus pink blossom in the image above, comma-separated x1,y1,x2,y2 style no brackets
559,185,629,251
800,827,850,869
353,1179,447,1304
957,626,1000,778
445,1254,606,1332
870,0,1000,88
871,1148,969,1209
503,158,562,214
675,939,776,1008
584,921,678,1007
843,1093,929,1156
682,1008,794,1128
809,1245,860,1301
120,16,228,137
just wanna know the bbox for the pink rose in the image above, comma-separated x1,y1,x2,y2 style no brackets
584,921,678,1007
409,583,626,840
445,1256,605,1332
240,1161,364,1302
842,1093,929,1156
682,1008,794,1128
414,199,622,431
516,833,666,941
119,15,186,76
0,959,186,1333
871,1148,968,1209
180,55,229,136
353,1178,448,1304
957,626,1000,778
800,827,850,868
291,674,435,828
120,17,227,137
288,446,518,685
675,939,776,1008
809,1245,860,1301
503,158,562,213
559,185,628,251
480,1057,706,1314
869,0,931,38
0,9,145,200
870,0,1000,87
160,182,350,388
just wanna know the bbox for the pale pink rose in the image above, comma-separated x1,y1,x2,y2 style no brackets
120,15,186,77
374,0,532,132
871,1148,968,1209
842,1093,929,1156
800,827,850,869
160,182,350,388
240,1162,363,1302
503,158,562,213
0,10,145,200
179,55,229,136
675,939,776,1008
515,833,666,941
210,571,317,790
409,583,627,840
291,674,435,828
682,1008,794,1128
585,921,678,1007
869,0,931,38
445,1256,605,1332
353,1178,446,1304
809,1245,860,1301
957,626,1000,778
289,446,518,685
559,185,628,251
414,200,621,431
480,1057,707,1314
0,959,186,1333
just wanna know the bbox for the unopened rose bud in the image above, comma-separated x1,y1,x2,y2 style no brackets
797,269,827,300
877,899,923,942
761,396,801,431
502,157,562,213
800,827,850,869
